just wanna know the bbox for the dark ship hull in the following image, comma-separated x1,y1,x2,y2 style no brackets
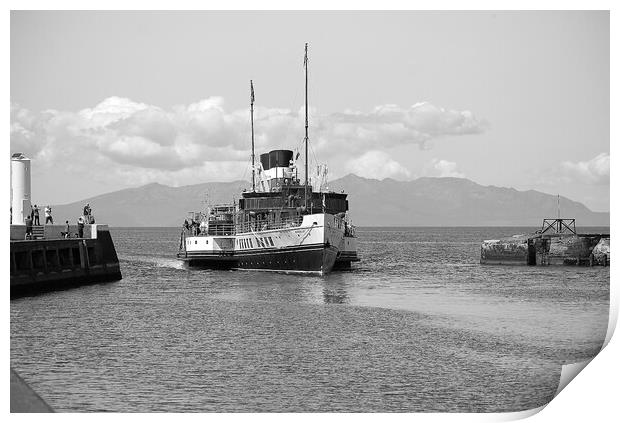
181,242,340,274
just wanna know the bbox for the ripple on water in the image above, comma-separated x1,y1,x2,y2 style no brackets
10,227,609,412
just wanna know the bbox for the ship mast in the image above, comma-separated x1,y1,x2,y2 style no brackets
304,43,309,210
250,80,256,192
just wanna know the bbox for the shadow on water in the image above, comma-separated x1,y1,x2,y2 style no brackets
321,276,350,304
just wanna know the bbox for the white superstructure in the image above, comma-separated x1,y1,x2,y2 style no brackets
180,211,358,275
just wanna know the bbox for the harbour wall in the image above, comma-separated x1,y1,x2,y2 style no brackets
10,224,122,297
481,233,610,266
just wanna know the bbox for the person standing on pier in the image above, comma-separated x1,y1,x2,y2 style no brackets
44,206,53,224
64,220,71,238
25,216,33,240
33,205,40,226
77,216,85,238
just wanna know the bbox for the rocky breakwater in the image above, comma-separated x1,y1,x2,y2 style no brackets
481,231,609,266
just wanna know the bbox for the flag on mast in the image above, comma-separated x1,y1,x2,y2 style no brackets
250,80,255,104
304,43,308,66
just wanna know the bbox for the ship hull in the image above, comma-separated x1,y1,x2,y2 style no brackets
178,213,351,275
334,249,360,269
236,243,338,274
179,243,338,275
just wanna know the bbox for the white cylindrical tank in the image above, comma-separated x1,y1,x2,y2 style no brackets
11,153,32,225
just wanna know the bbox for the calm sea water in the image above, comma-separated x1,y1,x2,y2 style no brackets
10,227,609,412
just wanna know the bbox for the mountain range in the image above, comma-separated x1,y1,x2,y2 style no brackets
50,174,610,227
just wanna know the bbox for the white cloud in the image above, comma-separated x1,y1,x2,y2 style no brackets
327,102,486,150
10,97,485,187
343,151,412,180
78,96,150,127
560,153,609,184
543,153,610,185
428,158,465,178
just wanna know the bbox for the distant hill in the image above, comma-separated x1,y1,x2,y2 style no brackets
51,181,248,227
329,175,609,227
51,175,609,227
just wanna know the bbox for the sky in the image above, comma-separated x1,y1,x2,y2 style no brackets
10,10,610,211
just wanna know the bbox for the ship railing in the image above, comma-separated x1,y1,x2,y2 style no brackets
235,216,303,234
181,215,305,236
209,204,237,215
206,224,236,236
186,211,207,222
182,224,235,237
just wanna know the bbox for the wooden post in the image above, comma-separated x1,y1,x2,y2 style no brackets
79,240,90,271
42,248,48,274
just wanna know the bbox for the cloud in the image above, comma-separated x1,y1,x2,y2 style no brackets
78,96,150,127
428,159,465,178
327,102,486,150
543,153,610,185
10,97,485,187
343,150,412,180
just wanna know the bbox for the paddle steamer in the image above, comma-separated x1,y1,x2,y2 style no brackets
177,44,359,274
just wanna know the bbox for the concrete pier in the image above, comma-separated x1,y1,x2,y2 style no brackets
480,235,530,265
480,218,609,266
481,233,610,266
10,224,122,297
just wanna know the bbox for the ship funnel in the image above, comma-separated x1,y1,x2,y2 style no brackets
259,153,270,171
11,153,32,225
259,150,293,170
257,150,295,191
